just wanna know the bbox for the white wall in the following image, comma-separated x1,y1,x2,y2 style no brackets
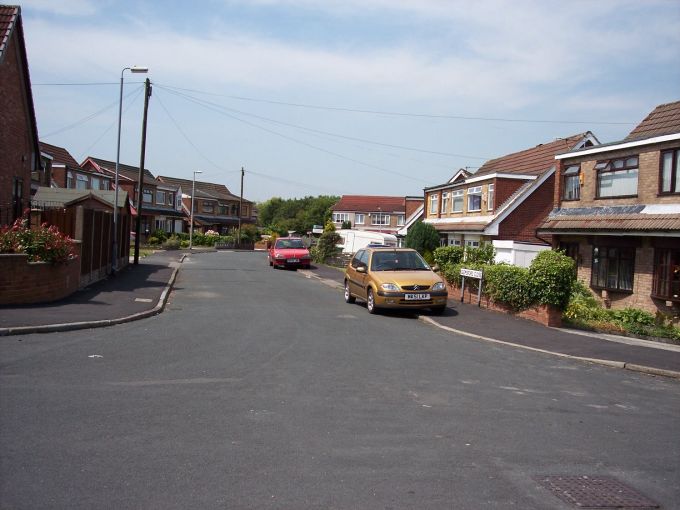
493,240,550,268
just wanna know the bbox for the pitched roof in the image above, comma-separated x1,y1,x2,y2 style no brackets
40,141,81,169
625,100,680,141
474,133,589,177
331,195,405,213
32,187,128,208
0,5,18,61
157,175,247,203
85,156,159,184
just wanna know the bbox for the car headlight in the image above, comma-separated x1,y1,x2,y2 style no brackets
432,282,446,291
275,253,285,259
381,283,399,291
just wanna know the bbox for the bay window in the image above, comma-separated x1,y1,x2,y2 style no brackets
591,246,635,291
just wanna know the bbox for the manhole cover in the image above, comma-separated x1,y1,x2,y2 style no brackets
534,475,659,508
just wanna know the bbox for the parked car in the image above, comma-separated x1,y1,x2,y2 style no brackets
268,237,311,269
344,247,448,314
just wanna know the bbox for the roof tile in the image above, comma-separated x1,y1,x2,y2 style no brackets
625,100,680,141
0,5,18,60
331,195,405,212
40,141,81,169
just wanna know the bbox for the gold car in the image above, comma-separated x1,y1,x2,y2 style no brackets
343,247,448,314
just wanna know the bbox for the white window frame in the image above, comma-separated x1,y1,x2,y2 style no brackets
429,193,438,214
143,189,153,203
372,213,390,226
441,192,450,213
487,183,495,210
452,190,464,213
396,214,405,226
76,173,88,190
333,212,350,223
91,176,100,190
355,213,365,225
203,201,215,213
467,186,482,212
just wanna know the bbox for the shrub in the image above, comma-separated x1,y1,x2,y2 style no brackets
606,308,655,327
465,243,495,264
433,245,465,268
152,229,168,242
529,249,576,309
180,240,190,248
147,236,161,245
313,220,341,263
0,217,78,264
405,222,439,256
162,237,180,250
485,264,535,310
341,220,352,229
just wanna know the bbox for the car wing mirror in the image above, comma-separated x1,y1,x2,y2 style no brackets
432,264,440,272
356,265,367,273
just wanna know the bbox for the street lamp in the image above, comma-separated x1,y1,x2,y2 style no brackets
189,170,202,250
112,65,148,273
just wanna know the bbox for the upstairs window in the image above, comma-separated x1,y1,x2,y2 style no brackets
167,192,174,205
660,149,680,194
596,156,638,198
396,214,405,226
203,201,215,213
563,165,581,200
487,183,495,210
467,186,482,212
67,172,74,188
156,190,166,205
452,190,464,212
429,193,438,214
76,174,88,190
91,176,100,190
143,189,153,203
441,192,450,213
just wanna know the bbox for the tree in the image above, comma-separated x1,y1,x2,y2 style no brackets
258,195,339,234
405,221,440,263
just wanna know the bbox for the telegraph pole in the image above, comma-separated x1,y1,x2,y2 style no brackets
134,77,152,265
238,166,244,247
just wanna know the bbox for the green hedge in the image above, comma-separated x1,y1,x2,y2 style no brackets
439,249,576,311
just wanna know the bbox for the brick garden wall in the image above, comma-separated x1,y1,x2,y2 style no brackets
0,244,81,305
447,281,562,327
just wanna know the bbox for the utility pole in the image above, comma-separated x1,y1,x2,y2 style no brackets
134,77,152,265
238,166,244,247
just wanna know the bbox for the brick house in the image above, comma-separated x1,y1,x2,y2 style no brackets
0,5,41,225
538,100,680,315
330,195,413,236
82,157,184,238
422,134,598,263
157,176,255,234
40,142,113,191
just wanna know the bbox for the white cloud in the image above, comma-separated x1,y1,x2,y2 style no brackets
20,0,99,16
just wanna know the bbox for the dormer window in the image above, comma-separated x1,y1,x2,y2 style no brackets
429,193,438,214
596,156,638,198
563,165,581,200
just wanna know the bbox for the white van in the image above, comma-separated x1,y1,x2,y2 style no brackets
336,229,398,254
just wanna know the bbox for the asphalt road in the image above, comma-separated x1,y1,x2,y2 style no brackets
1,251,679,509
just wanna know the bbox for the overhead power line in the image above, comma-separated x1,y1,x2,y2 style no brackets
156,87,432,185
157,83,635,126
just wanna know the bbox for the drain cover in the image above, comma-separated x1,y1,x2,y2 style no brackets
534,476,659,508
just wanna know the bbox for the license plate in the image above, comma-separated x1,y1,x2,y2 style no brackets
287,258,299,263
405,293,430,301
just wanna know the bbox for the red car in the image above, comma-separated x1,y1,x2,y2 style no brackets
268,237,311,269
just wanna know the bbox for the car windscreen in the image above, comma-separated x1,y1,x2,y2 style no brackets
275,239,304,249
370,251,430,271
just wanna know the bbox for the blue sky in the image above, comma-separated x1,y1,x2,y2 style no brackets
22,0,680,202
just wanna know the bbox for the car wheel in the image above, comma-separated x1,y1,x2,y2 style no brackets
344,280,356,304
366,288,377,314
431,305,446,315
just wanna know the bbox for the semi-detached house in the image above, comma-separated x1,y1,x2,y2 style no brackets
423,133,598,265
538,100,680,315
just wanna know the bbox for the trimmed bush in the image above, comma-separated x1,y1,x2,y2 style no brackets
433,245,465,268
529,249,576,309
162,237,180,250
485,264,535,311
406,222,439,257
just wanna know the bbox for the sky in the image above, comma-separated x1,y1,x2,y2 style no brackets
21,0,680,202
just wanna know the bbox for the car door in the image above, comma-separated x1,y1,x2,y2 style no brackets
347,249,365,296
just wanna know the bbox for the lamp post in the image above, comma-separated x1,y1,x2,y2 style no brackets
189,170,202,250
112,65,148,273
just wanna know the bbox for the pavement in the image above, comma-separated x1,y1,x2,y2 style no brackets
1,251,679,380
